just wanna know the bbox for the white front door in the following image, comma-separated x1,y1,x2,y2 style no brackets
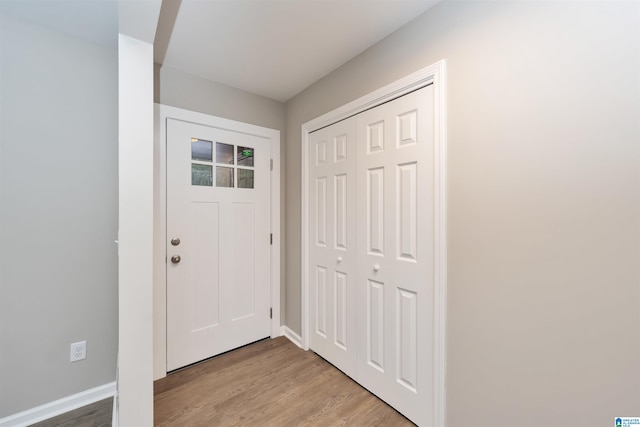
307,85,435,426
166,118,271,371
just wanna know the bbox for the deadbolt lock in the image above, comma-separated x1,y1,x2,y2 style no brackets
171,237,181,246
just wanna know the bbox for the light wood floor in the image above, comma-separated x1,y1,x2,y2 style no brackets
29,398,112,427
154,337,414,426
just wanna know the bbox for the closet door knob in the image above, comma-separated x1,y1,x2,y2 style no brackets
373,264,380,272
337,257,343,263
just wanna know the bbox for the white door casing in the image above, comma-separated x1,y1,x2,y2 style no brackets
302,61,446,427
308,118,358,376
166,119,271,371
154,105,281,379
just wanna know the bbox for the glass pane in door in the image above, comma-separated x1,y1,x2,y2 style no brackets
192,138,213,162
237,146,254,167
237,168,254,189
216,166,234,187
192,164,213,186
216,142,234,164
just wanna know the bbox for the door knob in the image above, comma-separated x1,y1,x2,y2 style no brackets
171,237,181,246
171,255,181,264
373,264,380,272
337,256,343,263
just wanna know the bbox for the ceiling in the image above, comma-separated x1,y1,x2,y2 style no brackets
1,0,439,102
157,0,439,101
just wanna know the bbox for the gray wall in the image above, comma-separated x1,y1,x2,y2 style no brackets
284,1,640,425
155,64,286,132
154,64,287,321
0,15,118,416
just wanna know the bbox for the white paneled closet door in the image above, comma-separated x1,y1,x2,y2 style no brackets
355,86,435,426
308,84,435,426
308,118,358,377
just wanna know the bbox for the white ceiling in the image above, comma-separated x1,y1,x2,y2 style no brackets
1,0,439,102
157,0,440,102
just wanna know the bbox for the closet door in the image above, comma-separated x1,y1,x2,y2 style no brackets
356,85,435,426
308,118,357,377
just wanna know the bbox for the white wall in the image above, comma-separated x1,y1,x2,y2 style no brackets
117,33,155,427
117,2,161,425
0,14,118,417
284,1,640,425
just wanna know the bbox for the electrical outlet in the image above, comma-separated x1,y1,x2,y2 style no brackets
70,341,87,362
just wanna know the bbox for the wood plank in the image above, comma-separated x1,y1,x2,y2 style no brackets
154,337,414,426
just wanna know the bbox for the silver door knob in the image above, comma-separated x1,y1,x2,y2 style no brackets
171,255,181,264
337,257,343,263
373,264,380,272
171,237,181,246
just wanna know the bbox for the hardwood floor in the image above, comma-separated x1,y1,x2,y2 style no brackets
29,398,112,427
154,337,414,426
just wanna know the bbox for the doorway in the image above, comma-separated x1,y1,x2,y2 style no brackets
154,105,281,378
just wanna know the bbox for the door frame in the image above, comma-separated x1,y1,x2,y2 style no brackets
154,104,281,380
300,60,446,427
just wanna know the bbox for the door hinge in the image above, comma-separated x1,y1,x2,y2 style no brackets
270,307,273,319
270,159,273,171
270,233,273,245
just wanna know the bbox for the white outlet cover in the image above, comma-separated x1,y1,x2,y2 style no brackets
70,340,87,362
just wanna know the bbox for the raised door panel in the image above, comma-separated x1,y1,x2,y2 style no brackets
397,287,418,392
397,162,418,262
367,167,385,256
334,174,348,250
315,177,327,247
334,271,348,349
367,279,385,372
315,266,328,337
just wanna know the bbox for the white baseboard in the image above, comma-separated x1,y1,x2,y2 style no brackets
0,382,116,427
280,325,303,349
